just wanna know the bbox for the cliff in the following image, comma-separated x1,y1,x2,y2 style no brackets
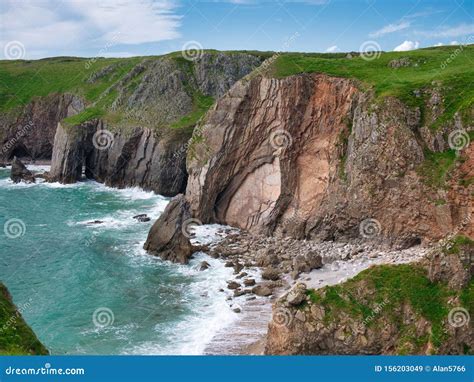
182,68,472,244
265,236,473,355
1,52,266,194
0,282,48,355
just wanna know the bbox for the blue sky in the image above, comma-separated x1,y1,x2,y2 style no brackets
1,0,473,59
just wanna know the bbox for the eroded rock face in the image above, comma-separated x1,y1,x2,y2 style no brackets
0,93,84,161
186,74,358,233
143,194,194,264
49,121,98,184
184,73,473,243
48,53,264,195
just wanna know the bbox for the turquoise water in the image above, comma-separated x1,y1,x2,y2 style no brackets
0,166,235,355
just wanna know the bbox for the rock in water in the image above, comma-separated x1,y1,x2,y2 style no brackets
10,157,35,183
143,194,194,264
199,261,211,271
133,214,151,222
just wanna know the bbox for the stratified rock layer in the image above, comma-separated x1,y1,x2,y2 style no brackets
185,73,473,243
47,53,263,194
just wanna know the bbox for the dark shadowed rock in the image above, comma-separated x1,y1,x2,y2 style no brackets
199,261,211,271
143,194,194,264
86,220,104,225
10,157,35,183
133,214,151,222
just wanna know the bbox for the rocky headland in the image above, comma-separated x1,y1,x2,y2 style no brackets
1,46,473,355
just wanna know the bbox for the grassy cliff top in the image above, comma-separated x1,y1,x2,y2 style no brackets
270,45,474,129
0,47,472,131
0,283,48,355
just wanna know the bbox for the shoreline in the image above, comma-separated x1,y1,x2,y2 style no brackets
2,165,432,355
197,230,430,355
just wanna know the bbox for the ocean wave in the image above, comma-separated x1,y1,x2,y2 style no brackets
123,252,238,355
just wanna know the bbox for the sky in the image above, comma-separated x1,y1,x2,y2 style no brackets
0,0,473,59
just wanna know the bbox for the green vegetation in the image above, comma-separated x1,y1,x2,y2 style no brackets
0,56,142,112
170,93,214,130
417,149,458,188
270,46,474,129
305,262,470,352
443,234,474,255
62,106,104,127
0,283,48,355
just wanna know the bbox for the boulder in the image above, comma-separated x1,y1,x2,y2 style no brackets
286,283,307,306
243,278,256,286
227,281,240,290
10,157,35,183
199,261,210,271
252,285,272,297
143,194,194,264
262,267,280,281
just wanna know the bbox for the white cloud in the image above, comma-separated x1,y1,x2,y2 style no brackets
0,0,181,58
450,40,460,45
416,23,474,38
393,40,420,52
369,21,410,38
434,42,444,46
325,45,339,53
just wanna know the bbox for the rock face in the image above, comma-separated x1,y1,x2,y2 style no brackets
143,194,194,264
183,73,473,243
265,244,473,355
49,121,189,196
10,157,35,183
48,53,263,194
0,93,84,161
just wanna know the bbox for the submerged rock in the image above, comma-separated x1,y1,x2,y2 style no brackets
10,157,35,183
86,220,104,225
133,214,151,222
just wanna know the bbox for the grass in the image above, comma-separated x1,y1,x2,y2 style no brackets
305,263,467,352
417,149,458,188
0,56,143,112
443,234,474,255
269,45,474,129
62,107,104,127
0,50,270,129
170,93,214,130
0,283,48,355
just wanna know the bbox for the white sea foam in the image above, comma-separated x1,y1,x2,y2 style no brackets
191,224,239,246
123,252,238,355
